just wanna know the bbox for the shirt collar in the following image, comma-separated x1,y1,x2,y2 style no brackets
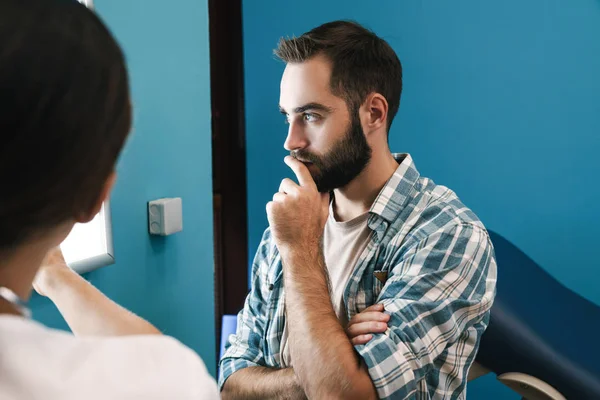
367,153,421,239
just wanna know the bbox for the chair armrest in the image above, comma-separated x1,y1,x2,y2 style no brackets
498,372,566,400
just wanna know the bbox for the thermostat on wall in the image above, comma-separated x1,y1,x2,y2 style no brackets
148,198,183,236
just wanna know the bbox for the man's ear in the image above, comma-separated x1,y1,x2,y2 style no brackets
361,93,388,134
76,172,117,223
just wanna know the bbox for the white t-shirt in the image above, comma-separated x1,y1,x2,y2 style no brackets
0,315,219,400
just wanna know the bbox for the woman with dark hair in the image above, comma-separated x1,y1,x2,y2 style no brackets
0,1,218,398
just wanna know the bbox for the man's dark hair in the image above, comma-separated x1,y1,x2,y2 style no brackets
0,0,131,250
274,20,402,132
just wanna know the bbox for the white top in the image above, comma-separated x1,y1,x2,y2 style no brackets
322,206,372,328
0,315,219,400
280,205,372,367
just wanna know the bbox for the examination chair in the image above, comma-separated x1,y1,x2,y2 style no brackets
472,230,600,399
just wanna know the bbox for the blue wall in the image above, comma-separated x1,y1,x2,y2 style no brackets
31,0,217,376
243,0,600,398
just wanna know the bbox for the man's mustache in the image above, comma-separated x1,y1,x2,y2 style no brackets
290,150,321,165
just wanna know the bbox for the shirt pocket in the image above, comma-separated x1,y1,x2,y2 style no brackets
372,270,388,299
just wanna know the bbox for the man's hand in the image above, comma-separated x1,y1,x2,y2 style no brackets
346,304,390,345
266,156,329,256
33,247,73,297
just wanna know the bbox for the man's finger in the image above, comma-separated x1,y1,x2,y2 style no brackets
351,334,373,346
349,311,390,325
347,321,388,338
279,178,300,195
272,192,287,203
363,303,385,313
284,156,316,189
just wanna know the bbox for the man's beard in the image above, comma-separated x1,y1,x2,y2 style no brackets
291,113,372,193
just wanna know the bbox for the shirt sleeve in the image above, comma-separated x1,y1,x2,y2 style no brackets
218,228,272,390
355,223,497,399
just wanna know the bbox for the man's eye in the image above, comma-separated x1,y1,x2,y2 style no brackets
283,115,290,124
303,113,319,122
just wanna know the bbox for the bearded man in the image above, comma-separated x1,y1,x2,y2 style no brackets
219,20,497,400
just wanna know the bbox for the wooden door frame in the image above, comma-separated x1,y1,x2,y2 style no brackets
209,0,248,369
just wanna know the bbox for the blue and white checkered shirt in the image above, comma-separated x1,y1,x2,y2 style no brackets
219,154,497,399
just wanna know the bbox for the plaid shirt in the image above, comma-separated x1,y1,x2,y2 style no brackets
219,154,497,399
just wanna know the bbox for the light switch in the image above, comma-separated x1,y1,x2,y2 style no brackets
148,198,183,236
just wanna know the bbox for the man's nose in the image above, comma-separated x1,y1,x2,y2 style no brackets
283,121,309,151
